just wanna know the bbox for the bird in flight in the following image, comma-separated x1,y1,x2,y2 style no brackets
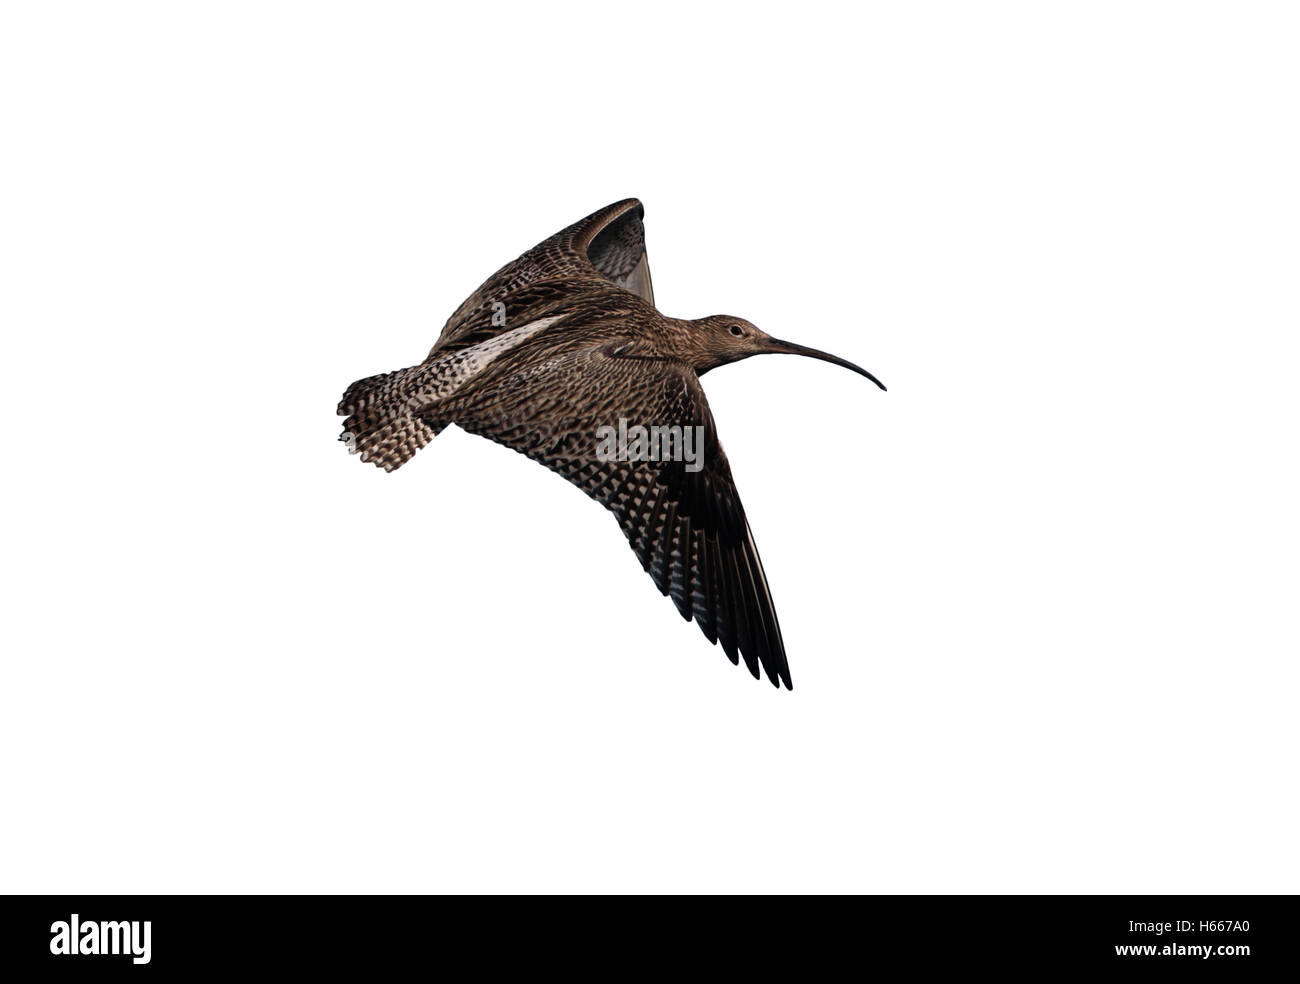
338,199,885,689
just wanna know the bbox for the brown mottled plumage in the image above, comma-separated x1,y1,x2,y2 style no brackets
338,199,885,689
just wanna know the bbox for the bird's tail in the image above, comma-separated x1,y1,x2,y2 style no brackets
337,366,439,472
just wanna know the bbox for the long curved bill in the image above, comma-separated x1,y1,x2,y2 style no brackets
764,338,887,391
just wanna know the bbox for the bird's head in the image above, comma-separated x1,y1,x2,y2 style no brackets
688,315,886,390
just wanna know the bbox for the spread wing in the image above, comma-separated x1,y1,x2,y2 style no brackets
433,199,654,355
454,345,791,689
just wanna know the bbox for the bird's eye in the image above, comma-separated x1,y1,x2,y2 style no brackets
729,325,744,336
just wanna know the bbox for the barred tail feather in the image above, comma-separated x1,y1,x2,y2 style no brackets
337,367,439,472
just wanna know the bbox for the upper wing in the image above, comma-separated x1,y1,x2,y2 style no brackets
453,345,791,689
584,201,654,305
433,199,654,355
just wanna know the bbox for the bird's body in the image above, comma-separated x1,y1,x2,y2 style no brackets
339,199,884,689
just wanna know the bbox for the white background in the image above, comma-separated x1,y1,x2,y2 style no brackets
2,3,1297,894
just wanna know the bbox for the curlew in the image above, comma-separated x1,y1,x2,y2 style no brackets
338,199,885,689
